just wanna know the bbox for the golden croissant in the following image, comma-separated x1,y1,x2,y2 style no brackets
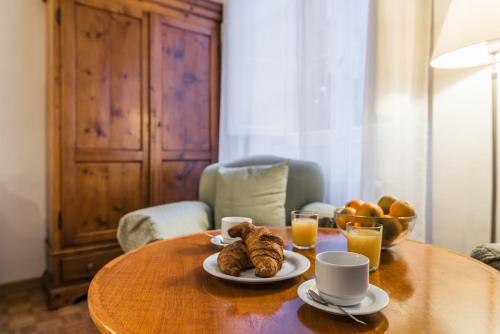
217,240,252,276
228,222,284,277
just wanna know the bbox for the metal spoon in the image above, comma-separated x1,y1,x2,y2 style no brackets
204,233,230,244
307,288,367,325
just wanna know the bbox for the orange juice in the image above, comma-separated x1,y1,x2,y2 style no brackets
292,218,318,248
346,229,382,271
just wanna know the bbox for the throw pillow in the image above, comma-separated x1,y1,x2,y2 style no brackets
214,163,288,228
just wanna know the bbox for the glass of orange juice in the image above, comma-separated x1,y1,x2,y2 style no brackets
291,211,319,249
346,222,383,271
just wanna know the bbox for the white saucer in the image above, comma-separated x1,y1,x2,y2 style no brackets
210,235,240,247
203,250,310,283
297,279,389,316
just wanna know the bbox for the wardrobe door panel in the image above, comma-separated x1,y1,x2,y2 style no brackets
75,5,142,151
161,161,209,202
150,14,219,205
161,25,210,152
73,162,143,243
61,0,148,247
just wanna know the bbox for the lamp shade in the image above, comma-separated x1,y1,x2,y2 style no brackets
431,0,500,69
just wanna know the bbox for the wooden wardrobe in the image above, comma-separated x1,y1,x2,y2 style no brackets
44,0,221,308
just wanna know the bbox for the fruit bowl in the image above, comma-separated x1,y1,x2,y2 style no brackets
334,208,417,249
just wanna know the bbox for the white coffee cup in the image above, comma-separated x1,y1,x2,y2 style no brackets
221,217,253,242
315,251,369,306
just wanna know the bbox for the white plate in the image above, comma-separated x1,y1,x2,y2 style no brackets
203,250,310,283
297,279,389,316
210,235,240,247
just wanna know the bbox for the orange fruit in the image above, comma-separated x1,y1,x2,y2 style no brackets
350,221,365,228
389,200,415,218
345,199,364,211
377,195,398,215
336,207,356,230
353,203,383,227
380,214,403,245
356,202,384,218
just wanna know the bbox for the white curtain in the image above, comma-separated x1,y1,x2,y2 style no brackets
220,0,370,206
362,0,432,241
219,0,432,241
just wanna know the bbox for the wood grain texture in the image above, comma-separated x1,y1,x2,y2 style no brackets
77,0,221,22
61,248,123,282
161,160,209,202
209,18,220,162
88,228,500,334
47,241,122,291
150,13,219,205
54,0,148,299
61,1,147,248
0,282,98,333
75,5,141,150
69,162,143,244
75,5,110,150
48,0,221,308
161,23,210,151
60,0,79,248
109,11,142,150
46,0,62,252
147,0,222,21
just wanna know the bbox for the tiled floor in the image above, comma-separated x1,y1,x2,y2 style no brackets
0,284,98,334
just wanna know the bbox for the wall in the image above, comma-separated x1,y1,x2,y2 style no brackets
432,0,495,254
0,0,46,284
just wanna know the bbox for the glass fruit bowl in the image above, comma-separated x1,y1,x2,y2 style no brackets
333,208,417,249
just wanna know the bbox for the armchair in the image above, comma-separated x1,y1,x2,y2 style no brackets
117,155,336,251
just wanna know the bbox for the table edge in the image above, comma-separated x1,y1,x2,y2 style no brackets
87,228,499,333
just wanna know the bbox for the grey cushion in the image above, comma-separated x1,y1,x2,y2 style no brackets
214,163,288,228
200,155,325,225
117,201,212,251
471,243,500,271
301,202,337,228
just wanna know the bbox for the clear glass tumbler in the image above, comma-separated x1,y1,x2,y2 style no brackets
291,211,319,249
346,222,383,271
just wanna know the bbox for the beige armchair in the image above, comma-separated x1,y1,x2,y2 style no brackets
117,155,336,251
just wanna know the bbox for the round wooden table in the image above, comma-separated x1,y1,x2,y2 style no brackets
88,228,500,333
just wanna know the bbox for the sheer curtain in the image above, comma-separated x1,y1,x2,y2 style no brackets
219,0,370,205
219,0,431,241
362,0,432,241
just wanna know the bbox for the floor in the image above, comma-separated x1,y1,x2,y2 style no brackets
0,283,98,334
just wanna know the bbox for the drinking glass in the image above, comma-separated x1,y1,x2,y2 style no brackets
291,211,319,249
346,222,383,271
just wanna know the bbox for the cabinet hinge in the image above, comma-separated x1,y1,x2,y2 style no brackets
55,7,61,25
58,211,63,230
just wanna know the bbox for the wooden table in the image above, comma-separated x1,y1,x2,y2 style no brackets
88,228,500,333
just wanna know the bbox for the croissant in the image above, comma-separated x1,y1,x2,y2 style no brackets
217,240,253,276
228,222,284,277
